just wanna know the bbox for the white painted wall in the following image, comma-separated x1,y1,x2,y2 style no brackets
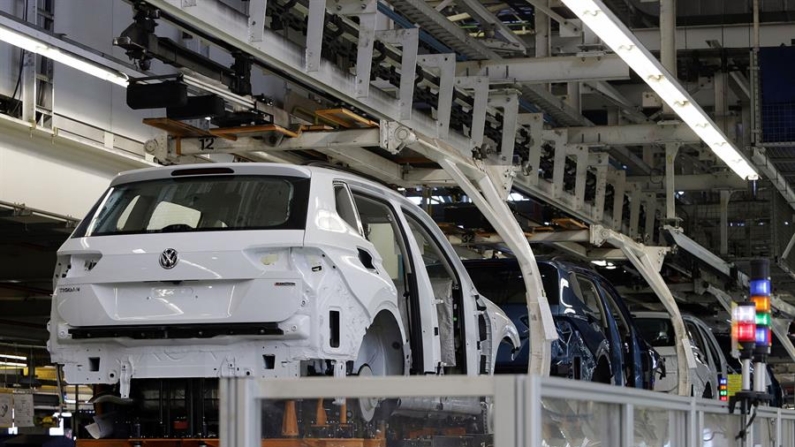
52,0,178,144
0,119,150,218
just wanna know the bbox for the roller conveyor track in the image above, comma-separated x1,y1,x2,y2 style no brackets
386,0,589,126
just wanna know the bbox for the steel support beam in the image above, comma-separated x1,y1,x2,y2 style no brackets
523,0,580,36
660,0,676,115
633,22,795,51
665,143,679,220
447,229,591,246
456,54,630,84
20,0,37,124
455,0,527,52
627,173,748,192
562,123,699,145
720,190,731,256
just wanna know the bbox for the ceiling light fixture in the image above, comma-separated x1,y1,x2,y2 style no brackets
559,0,758,181
0,25,128,87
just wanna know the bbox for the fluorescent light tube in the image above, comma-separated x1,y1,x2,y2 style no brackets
0,354,26,361
0,25,128,87
560,0,759,180
0,361,26,367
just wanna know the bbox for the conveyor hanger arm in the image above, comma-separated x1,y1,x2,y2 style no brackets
591,225,696,396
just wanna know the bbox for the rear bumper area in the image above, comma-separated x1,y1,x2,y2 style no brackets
52,339,307,398
69,323,283,340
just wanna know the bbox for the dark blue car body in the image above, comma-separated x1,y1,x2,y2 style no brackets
464,258,661,389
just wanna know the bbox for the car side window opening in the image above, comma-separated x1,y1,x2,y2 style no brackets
466,263,560,307
404,212,462,371
701,327,724,374
571,274,605,326
686,322,708,364
333,182,363,235
598,281,644,387
600,285,631,337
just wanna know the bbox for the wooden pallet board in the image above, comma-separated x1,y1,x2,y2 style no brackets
551,218,587,230
315,109,378,129
298,124,335,132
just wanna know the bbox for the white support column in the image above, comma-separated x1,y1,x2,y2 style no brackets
304,0,326,72
610,170,626,230
377,28,419,120
643,192,657,244
566,82,581,115
592,153,609,222
720,190,731,256
552,143,568,199
20,0,38,124
525,0,580,37
715,70,729,134
629,185,642,239
573,145,589,210
665,143,680,220
534,0,550,59
660,0,676,115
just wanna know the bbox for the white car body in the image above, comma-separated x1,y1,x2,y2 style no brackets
682,314,728,399
634,311,720,398
48,163,519,398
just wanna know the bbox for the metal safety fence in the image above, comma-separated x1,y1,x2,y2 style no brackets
220,374,795,447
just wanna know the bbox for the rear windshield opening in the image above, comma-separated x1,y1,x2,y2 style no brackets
466,262,560,306
73,175,310,237
637,318,676,347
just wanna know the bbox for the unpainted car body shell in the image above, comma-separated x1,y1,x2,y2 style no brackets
48,164,519,394
464,258,661,389
634,311,719,398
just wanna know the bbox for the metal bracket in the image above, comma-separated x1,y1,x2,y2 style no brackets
305,0,326,72
380,121,417,154
487,89,520,165
591,153,609,222
454,76,489,149
417,54,456,139
247,0,268,43
376,28,419,120
328,0,377,15
518,113,544,186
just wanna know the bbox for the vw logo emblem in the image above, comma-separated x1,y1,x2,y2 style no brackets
159,248,179,269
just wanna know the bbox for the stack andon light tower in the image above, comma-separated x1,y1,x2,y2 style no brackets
729,259,773,416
